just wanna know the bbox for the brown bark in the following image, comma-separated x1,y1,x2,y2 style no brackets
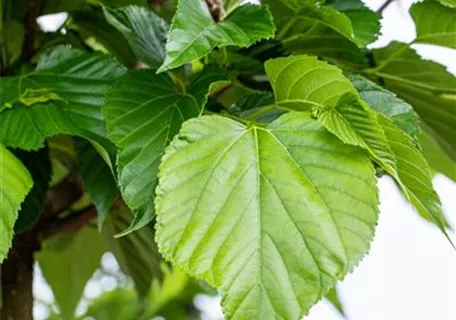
21,0,41,62
205,0,225,21
0,233,39,320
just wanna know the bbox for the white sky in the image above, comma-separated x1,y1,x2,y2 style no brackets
34,1,456,319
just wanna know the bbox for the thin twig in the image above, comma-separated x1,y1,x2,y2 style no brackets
377,0,395,14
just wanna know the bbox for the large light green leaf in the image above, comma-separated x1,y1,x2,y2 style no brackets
157,0,275,72
410,0,456,49
265,0,367,68
102,203,162,297
0,46,126,151
0,144,33,262
329,0,381,46
103,5,168,69
349,75,419,136
75,139,118,231
37,227,106,320
370,42,456,160
14,146,51,233
265,55,357,111
156,113,379,319
378,115,452,242
104,66,227,234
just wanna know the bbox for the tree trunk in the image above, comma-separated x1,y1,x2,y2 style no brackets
1,233,37,320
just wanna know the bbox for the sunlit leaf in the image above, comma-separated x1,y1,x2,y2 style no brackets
156,113,378,319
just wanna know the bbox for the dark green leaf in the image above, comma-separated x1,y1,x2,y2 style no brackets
70,8,136,66
14,146,51,233
156,113,378,319
158,1,275,72
103,5,168,69
104,65,227,234
265,0,367,68
349,74,420,136
371,42,456,160
75,138,118,231
329,0,381,46
0,46,126,152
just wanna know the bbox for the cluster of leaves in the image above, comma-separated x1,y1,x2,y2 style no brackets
0,0,455,319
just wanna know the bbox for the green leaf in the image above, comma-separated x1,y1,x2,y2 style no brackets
318,93,398,178
410,0,456,49
378,115,452,243
37,227,106,320
371,42,456,160
103,5,168,69
434,0,456,7
102,203,163,297
325,286,345,317
75,139,118,231
0,144,33,262
2,20,24,65
158,1,275,72
349,75,419,136
265,55,357,111
104,65,227,234
329,0,381,46
0,101,80,151
71,8,136,66
419,130,456,181
0,46,126,151
265,0,367,68
156,113,379,319
81,289,139,320
14,146,52,233
264,56,450,242
315,88,451,242
142,265,204,319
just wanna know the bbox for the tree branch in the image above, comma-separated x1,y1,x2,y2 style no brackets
40,205,97,240
22,0,40,61
43,174,84,217
377,0,395,14
149,0,165,8
206,0,225,21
